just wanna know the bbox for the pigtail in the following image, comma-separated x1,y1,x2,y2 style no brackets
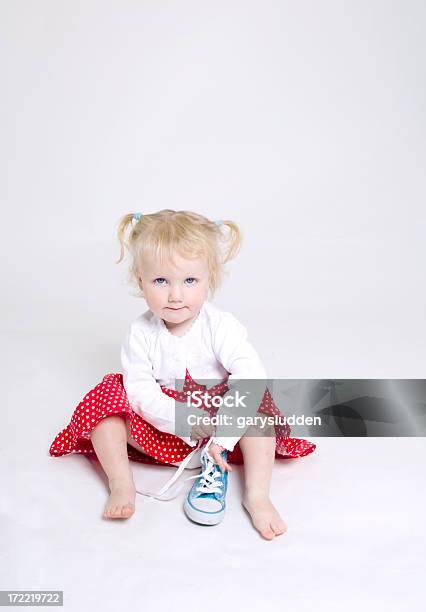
115,213,137,264
220,219,242,263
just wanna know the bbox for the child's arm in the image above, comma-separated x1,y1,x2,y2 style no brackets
120,321,197,448
211,312,267,452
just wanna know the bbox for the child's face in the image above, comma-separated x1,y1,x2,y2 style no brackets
138,251,210,326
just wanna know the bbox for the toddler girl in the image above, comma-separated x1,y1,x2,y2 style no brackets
49,209,315,540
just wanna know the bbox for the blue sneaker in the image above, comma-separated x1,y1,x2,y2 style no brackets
183,439,229,525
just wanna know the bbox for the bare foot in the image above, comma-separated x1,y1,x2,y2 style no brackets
242,493,288,540
103,477,136,519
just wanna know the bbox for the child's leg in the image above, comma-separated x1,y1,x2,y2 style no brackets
123,418,151,456
238,426,287,539
90,415,136,520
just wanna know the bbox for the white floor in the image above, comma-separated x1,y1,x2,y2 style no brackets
1,332,425,611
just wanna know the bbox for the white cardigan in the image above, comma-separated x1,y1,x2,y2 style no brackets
120,300,267,452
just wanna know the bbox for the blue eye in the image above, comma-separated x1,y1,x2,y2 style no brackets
153,277,197,286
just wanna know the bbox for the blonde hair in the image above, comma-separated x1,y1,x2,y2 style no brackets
115,209,242,298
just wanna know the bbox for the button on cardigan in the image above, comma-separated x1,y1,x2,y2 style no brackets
120,300,267,452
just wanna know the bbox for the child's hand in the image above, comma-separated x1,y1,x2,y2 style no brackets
206,442,233,474
190,422,215,441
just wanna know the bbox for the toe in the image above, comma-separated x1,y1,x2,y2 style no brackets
121,505,134,518
271,521,286,535
256,521,275,540
262,528,275,540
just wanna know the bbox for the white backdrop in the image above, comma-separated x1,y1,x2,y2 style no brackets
1,3,425,611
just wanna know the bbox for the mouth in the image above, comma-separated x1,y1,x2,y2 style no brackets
166,307,186,311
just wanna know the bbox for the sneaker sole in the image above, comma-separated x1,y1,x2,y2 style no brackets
183,497,225,525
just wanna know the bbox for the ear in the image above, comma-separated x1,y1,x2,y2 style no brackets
137,276,144,294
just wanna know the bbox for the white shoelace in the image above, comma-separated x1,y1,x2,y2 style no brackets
135,437,223,502
195,449,224,495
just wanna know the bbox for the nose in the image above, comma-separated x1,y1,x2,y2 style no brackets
168,284,183,303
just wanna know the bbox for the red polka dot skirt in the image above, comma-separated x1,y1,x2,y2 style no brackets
49,369,316,466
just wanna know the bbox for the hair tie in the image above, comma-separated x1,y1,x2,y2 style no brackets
214,219,223,226
133,212,142,221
